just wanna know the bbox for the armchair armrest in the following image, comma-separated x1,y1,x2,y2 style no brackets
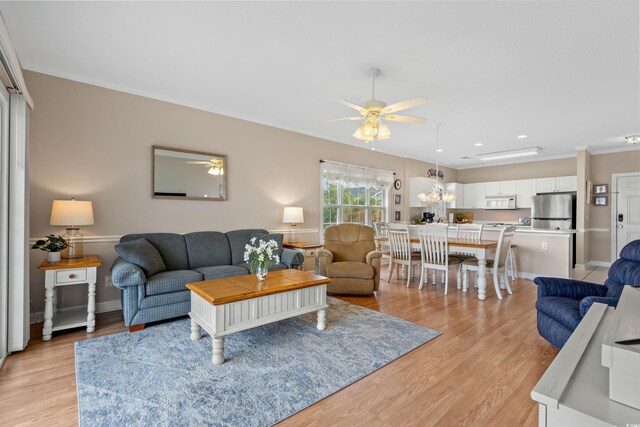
366,250,382,264
281,248,304,269
111,257,147,288
534,277,608,299
579,296,619,317
317,249,334,276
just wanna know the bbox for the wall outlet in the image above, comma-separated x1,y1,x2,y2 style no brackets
541,242,548,250
105,275,113,287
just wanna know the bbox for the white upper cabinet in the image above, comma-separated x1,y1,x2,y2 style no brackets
557,176,577,192
445,183,465,208
536,176,577,193
485,180,516,196
474,183,486,209
516,179,536,208
463,184,475,209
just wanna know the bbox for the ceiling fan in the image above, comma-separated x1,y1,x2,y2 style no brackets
333,68,427,145
186,159,225,176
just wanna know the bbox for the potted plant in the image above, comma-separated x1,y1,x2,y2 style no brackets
31,234,68,262
243,237,280,281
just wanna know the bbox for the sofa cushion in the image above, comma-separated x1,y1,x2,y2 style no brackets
115,238,167,277
536,296,582,331
249,233,284,258
120,233,189,271
184,231,232,269
145,270,203,296
194,265,249,281
326,261,375,279
226,229,270,265
237,262,289,273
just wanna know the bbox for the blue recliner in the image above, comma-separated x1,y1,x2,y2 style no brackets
534,239,640,349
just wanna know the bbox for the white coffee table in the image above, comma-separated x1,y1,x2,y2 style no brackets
187,269,331,365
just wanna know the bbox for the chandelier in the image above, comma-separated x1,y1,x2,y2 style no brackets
417,123,456,203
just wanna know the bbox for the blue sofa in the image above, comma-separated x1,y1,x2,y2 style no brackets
534,239,640,349
110,229,304,330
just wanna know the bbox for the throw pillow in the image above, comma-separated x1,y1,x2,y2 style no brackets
249,233,284,258
115,238,167,277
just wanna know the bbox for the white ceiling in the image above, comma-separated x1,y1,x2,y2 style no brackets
1,1,638,168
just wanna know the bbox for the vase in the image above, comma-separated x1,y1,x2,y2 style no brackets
255,264,268,281
47,252,61,263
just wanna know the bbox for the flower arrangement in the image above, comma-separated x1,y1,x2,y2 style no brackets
31,234,68,253
243,237,280,280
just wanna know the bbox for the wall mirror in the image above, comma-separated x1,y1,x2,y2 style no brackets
153,146,227,201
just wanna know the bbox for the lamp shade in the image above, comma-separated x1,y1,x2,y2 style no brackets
282,207,304,224
50,200,94,226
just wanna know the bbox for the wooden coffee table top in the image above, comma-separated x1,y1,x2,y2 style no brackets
186,269,331,305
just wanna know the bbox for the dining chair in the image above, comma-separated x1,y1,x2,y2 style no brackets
387,223,421,287
450,223,484,289
373,222,391,275
417,224,461,294
461,225,515,299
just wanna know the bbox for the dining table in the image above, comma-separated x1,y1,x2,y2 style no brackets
375,237,498,300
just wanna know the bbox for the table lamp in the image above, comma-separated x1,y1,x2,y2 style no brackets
50,199,94,259
282,207,304,243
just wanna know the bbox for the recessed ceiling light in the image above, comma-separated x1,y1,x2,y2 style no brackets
625,135,639,144
436,148,443,152
474,142,483,146
477,147,541,161
517,135,528,139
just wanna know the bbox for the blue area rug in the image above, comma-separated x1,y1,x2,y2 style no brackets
75,297,440,426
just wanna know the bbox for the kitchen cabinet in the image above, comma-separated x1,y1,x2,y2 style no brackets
445,183,464,208
516,179,536,208
474,183,486,209
463,184,475,209
485,180,516,196
536,176,577,193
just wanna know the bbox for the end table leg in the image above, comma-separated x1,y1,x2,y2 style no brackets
190,319,202,341
43,282,54,341
212,336,225,365
87,281,96,333
317,309,326,330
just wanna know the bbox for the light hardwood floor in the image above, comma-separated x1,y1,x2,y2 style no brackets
0,272,559,426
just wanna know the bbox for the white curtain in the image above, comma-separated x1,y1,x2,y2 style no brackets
321,160,394,189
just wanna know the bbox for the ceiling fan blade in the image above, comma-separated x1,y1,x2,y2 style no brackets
384,115,427,124
186,161,211,164
328,116,364,122
339,99,369,115
380,97,427,114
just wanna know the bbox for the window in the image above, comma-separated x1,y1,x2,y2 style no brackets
321,161,393,230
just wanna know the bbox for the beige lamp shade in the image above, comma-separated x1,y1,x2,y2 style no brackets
50,200,94,226
282,207,304,224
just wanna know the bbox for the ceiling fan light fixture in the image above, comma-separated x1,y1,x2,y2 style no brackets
362,121,377,137
378,123,391,140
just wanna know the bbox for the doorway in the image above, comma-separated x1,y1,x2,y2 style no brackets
612,172,640,261
0,84,9,365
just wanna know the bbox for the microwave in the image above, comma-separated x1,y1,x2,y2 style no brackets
485,195,516,210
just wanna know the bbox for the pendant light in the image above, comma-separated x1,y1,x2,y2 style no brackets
417,123,456,203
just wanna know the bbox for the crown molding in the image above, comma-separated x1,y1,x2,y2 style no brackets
574,145,592,154
589,145,640,155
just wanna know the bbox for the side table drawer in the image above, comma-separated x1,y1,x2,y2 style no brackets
56,269,87,284
304,249,317,257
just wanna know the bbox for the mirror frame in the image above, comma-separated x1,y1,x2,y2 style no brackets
152,145,228,201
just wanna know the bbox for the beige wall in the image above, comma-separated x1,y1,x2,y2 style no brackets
456,157,576,183
26,71,452,314
589,150,640,262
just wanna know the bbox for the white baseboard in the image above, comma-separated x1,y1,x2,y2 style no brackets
574,264,587,271
587,260,612,268
30,299,122,324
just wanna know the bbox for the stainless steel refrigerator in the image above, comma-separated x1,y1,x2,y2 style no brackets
531,193,576,230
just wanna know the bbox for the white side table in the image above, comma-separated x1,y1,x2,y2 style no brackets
283,242,322,273
38,255,102,341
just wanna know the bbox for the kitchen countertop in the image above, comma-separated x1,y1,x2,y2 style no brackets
404,223,577,235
